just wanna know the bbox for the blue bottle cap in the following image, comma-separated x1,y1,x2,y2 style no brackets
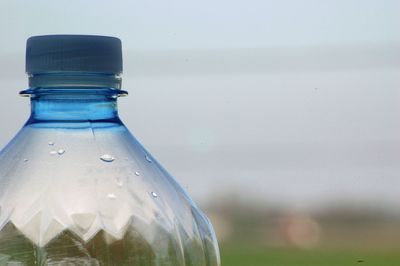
26,35,122,75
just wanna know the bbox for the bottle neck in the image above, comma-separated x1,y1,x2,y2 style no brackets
22,73,127,124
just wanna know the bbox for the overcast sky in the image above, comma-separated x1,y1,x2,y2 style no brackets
1,0,400,210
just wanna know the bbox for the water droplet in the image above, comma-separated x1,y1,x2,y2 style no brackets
57,149,65,155
100,154,115,162
135,171,140,176
48,141,55,146
116,177,123,188
23,158,29,162
49,150,57,155
107,193,117,200
145,155,152,163
150,191,158,198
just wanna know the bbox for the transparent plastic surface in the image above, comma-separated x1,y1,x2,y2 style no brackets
0,86,220,265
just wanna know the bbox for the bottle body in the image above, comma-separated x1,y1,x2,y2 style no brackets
0,86,220,265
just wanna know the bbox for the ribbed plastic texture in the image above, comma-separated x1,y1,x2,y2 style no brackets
26,35,123,74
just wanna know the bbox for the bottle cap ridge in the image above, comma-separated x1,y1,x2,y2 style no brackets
26,35,122,75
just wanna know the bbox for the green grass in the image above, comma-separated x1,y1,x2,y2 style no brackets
221,246,400,266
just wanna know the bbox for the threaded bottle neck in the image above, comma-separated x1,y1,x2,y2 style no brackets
21,73,127,124
27,72,122,89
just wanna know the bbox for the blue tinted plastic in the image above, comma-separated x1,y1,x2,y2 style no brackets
0,73,220,265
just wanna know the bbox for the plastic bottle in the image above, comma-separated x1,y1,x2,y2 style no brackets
0,35,220,265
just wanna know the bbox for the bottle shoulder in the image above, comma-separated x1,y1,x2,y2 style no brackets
0,123,201,244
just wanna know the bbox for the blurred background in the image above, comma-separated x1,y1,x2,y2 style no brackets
1,0,400,265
